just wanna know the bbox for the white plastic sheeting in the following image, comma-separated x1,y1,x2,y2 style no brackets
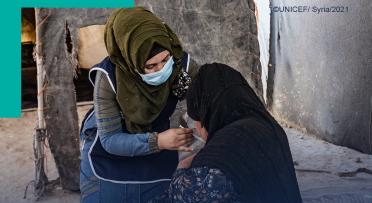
254,0,271,103
270,0,372,154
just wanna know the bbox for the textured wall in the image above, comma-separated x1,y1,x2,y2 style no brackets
269,0,372,154
137,0,263,100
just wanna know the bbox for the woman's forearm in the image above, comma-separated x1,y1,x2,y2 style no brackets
99,129,159,156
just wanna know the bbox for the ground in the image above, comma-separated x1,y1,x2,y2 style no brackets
1,104,371,203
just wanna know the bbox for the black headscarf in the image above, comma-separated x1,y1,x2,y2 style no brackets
188,63,302,203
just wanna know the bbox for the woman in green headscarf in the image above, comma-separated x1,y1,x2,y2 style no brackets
79,7,199,203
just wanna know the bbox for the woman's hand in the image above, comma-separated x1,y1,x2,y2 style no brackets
158,128,194,151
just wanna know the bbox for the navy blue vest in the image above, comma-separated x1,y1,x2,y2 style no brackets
82,53,190,183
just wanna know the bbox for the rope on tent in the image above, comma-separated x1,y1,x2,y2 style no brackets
33,128,49,200
23,128,49,201
24,9,52,201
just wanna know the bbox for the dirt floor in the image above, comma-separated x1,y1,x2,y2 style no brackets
1,104,372,203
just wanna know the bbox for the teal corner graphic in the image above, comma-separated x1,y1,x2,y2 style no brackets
1,0,134,118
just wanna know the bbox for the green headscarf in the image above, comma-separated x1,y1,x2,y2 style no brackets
104,7,184,133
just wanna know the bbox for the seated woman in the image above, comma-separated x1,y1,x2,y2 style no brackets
154,63,302,203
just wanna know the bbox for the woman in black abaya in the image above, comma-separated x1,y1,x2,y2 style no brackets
155,63,302,203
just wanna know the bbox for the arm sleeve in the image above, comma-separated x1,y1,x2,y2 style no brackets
93,71,160,156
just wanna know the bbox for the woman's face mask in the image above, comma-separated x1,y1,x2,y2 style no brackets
137,50,173,86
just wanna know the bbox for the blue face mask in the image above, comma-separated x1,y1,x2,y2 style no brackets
138,56,174,86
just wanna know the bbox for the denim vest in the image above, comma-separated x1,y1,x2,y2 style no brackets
81,52,190,183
